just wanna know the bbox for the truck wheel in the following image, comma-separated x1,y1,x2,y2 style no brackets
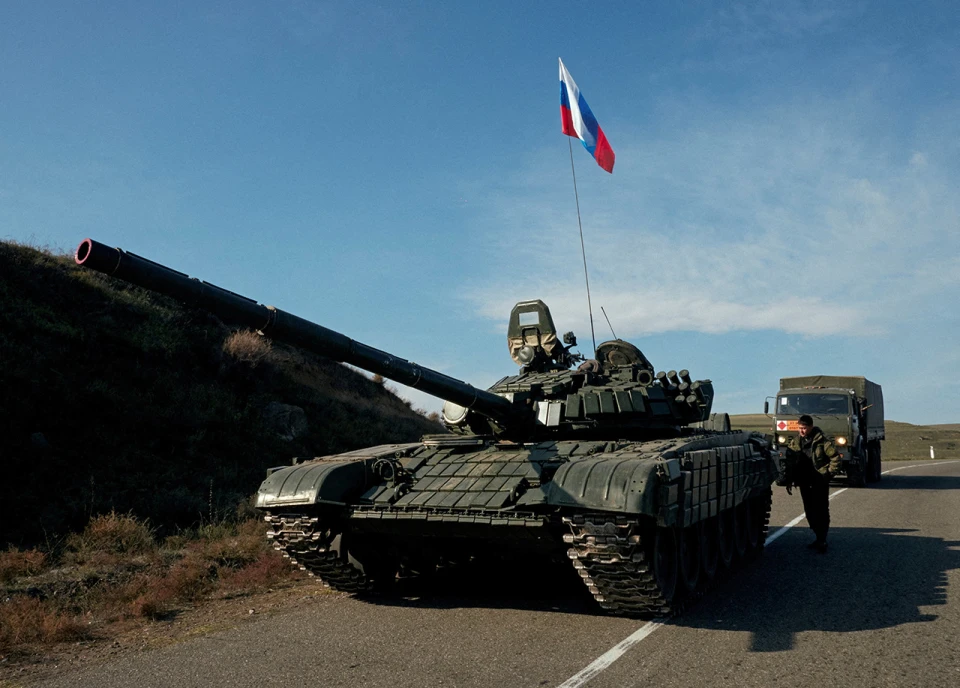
847,463,867,488
872,444,882,482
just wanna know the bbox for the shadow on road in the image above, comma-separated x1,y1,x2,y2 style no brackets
359,554,600,615
358,525,959,653
673,526,960,652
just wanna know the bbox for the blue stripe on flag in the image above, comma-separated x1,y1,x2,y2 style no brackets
576,93,599,151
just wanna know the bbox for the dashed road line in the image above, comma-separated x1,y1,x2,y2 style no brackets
556,459,959,687
555,621,664,688
881,460,958,475
765,486,847,544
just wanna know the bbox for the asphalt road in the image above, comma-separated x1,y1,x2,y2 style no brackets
38,459,960,688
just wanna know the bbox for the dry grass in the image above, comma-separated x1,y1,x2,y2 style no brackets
883,421,960,461
217,551,293,592
222,329,272,367
0,597,89,650
0,513,302,655
65,511,156,564
0,549,47,583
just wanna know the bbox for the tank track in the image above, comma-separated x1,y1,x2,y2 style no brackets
265,489,774,614
563,514,670,616
564,490,773,618
755,489,773,553
264,513,372,593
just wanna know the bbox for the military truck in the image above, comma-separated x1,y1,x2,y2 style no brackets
765,376,884,486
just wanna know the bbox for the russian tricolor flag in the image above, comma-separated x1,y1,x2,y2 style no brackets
559,58,615,173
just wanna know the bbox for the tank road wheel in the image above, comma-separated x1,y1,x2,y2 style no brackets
355,557,400,593
678,526,701,594
744,498,760,552
733,503,749,559
652,527,679,603
717,510,735,571
342,536,401,593
699,519,719,583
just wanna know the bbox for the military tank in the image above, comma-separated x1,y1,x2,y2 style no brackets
75,237,777,617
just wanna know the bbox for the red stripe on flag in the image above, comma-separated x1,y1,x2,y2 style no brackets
560,105,577,137
594,128,615,173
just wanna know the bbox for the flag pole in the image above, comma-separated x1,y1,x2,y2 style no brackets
568,137,597,356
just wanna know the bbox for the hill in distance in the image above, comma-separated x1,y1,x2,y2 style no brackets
729,415,959,461
0,241,444,547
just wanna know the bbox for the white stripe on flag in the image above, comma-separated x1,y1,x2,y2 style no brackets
559,59,593,147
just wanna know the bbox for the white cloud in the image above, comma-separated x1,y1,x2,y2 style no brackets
462,98,959,343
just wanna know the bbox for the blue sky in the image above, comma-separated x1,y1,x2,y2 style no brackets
2,1,958,424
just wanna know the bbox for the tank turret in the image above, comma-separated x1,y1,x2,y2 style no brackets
480,298,715,439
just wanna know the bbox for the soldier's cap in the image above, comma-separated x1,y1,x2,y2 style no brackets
798,414,814,427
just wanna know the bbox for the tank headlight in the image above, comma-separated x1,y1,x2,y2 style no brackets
778,435,787,444
441,401,469,426
835,436,847,446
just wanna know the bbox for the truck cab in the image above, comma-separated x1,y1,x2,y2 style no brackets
766,376,884,487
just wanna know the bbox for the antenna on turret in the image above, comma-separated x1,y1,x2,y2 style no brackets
600,306,618,340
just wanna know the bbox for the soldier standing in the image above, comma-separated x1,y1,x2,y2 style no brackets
786,414,841,553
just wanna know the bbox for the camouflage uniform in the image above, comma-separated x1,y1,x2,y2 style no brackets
786,427,840,545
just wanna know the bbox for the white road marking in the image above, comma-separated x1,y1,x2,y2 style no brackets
881,460,958,475
765,486,846,544
555,620,664,688
556,459,960,687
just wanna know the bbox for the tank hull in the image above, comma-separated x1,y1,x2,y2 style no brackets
260,431,776,616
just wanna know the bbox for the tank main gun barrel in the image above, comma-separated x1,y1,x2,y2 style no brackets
74,238,516,424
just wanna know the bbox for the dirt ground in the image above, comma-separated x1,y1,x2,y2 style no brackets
0,578,327,687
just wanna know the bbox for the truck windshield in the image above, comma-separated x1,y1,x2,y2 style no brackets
777,394,849,415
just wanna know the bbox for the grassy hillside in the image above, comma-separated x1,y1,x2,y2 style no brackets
0,241,443,547
729,414,959,461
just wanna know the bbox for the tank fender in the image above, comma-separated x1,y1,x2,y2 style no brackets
255,443,420,509
545,455,681,518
